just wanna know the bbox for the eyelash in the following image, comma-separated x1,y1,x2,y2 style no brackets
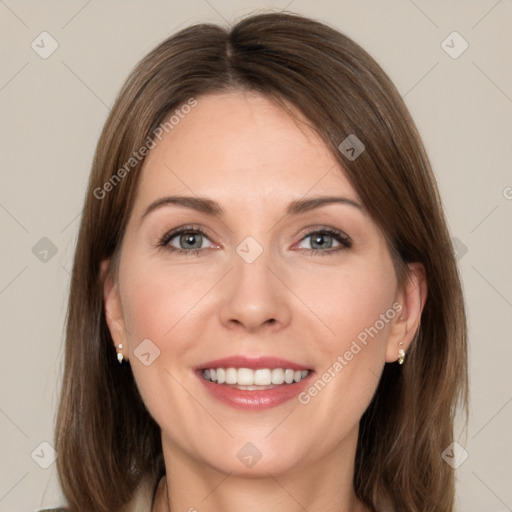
157,225,352,257
298,228,352,256
157,225,210,257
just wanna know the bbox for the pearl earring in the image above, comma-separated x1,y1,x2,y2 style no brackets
117,344,125,364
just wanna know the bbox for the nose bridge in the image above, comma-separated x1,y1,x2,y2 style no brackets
234,238,273,293
218,235,291,331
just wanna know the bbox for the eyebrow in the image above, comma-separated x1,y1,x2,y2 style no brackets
141,194,365,221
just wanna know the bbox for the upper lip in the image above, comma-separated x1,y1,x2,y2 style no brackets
196,356,311,371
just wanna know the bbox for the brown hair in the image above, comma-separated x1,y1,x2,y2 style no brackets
55,11,468,512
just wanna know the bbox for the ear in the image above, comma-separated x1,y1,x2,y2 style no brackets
101,259,128,361
385,262,427,363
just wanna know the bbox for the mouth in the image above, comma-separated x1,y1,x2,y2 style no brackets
195,356,314,410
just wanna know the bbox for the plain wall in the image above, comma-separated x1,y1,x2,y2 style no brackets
1,1,511,510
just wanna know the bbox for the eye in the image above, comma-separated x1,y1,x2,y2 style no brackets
172,231,208,250
296,228,352,255
159,227,213,256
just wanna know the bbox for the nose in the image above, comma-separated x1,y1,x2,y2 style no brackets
218,247,292,334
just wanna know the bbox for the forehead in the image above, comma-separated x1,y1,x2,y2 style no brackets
135,91,359,213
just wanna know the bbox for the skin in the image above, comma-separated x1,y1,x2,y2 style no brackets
103,90,427,512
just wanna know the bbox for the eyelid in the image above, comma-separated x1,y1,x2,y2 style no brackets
293,226,352,252
294,225,352,244
157,224,220,251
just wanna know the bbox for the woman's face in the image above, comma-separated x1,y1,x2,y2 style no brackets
105,90,414,477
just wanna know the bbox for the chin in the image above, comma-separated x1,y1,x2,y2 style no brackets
194,440,305,478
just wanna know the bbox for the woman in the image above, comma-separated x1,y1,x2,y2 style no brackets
51,11,468,512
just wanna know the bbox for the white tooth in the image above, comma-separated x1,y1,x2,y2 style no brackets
237,368,254,386
216,368,226,384
284,369,295,384
225,367,237,384
271,368,285,385
254,368,272,385
209,367,307,386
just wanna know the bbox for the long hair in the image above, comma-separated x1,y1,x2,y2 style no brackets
55,11,468,511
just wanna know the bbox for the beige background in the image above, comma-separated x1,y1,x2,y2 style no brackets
1,1,511,511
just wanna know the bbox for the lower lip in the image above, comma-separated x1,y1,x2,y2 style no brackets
196,372,313,410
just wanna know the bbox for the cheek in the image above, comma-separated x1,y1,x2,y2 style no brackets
118,257,210,382
120,260,217,350
118,261,218,441
294,257,397,356
293,258,397,427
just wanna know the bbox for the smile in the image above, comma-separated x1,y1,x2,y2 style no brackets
202,367,310,388
196,356,314,410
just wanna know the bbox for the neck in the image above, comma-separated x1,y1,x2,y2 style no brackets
153,428,369,512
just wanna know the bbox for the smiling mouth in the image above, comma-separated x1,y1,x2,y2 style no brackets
201,367,311,389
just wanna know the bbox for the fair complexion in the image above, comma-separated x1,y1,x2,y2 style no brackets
104,90,426,512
